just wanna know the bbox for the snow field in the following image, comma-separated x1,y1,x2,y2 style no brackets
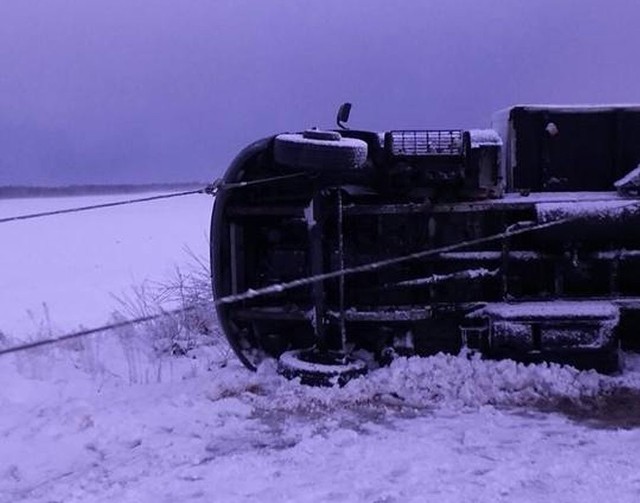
3,344,640,502
0,193,213,336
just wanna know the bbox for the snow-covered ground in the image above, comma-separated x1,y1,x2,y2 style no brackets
0,193,212,335
2,193,640,503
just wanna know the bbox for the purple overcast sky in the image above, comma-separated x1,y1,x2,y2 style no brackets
1,0,640,185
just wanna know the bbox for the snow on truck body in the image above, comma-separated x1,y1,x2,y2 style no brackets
211,105,640,379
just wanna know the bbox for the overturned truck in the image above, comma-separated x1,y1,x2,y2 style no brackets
211,104,640,382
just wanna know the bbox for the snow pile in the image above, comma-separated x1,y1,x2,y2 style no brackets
371,353,613,409
222,352,632,415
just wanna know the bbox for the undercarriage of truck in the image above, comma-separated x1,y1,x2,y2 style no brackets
211,104,640,383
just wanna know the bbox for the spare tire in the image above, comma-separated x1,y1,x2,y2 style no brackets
278,348,368,386
274,131,368,171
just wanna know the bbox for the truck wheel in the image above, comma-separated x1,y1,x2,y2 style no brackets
274,130,368,171
277,348,368,386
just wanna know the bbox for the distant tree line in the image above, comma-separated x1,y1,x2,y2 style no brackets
0,183,205,199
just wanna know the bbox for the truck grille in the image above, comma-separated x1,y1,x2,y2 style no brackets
386,130,465,157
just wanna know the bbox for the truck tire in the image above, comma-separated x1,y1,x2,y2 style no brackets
277,349,368,386
274,131,368,171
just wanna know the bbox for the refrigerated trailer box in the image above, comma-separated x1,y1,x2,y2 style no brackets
493,105,640,192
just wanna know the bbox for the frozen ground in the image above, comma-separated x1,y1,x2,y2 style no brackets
2,193,640,503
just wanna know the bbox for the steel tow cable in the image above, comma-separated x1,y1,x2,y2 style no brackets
0,189,206,224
